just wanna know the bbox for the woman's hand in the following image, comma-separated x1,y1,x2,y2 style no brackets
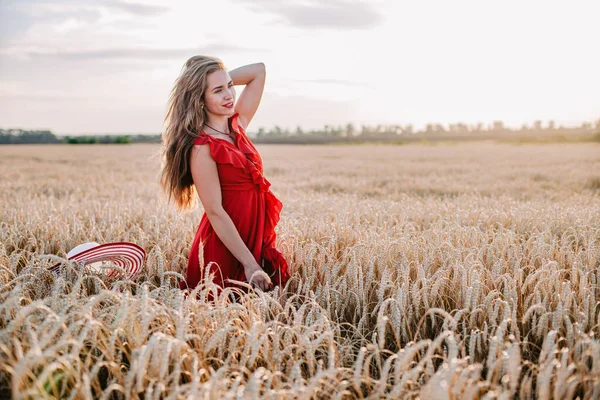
243,261,273,291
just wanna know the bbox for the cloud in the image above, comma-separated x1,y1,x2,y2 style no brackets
97,0,171,16
0,3,37,45
6,0,171,18
232,0,383,30
19,43,267,61
1,94,92,102
0,1,266,63
0,0,171,47
291,78,370,87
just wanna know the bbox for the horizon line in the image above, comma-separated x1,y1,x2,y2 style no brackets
3,116,599,136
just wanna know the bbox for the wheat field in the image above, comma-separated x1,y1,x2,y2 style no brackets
1,142,599,399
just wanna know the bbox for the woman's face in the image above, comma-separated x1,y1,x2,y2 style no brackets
203,69,236,118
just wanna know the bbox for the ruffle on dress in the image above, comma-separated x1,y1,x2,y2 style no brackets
194,120,270,193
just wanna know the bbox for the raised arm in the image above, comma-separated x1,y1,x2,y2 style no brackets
190,144,272,291
229,62,266,129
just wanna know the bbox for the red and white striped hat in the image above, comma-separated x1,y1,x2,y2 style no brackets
49,241,146,280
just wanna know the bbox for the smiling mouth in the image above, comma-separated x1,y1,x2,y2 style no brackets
224,102,233,107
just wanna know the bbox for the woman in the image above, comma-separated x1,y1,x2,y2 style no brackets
160,55,290,294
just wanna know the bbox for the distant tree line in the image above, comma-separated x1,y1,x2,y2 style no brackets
2,117,599,144
0,129,60,144
253,118,600,139
0,129,161,145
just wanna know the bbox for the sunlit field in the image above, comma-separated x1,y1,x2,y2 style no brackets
1,142,599,399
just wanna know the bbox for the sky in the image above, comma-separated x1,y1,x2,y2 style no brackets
0,0,599,135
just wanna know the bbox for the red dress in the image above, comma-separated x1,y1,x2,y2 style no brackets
179,113,290,292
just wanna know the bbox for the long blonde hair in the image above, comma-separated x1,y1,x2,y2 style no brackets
160,55,225,211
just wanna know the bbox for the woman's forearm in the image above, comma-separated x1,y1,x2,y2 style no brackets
206,208,260,269
229,63,265,86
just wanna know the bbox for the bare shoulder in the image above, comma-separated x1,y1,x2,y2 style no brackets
191,142,210,155
190,143,214,165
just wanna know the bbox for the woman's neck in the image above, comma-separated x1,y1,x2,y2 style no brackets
204,115,230,133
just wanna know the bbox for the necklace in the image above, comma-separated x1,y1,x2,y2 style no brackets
204,122,234,141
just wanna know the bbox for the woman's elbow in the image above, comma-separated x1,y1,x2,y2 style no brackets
204,204,225,219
